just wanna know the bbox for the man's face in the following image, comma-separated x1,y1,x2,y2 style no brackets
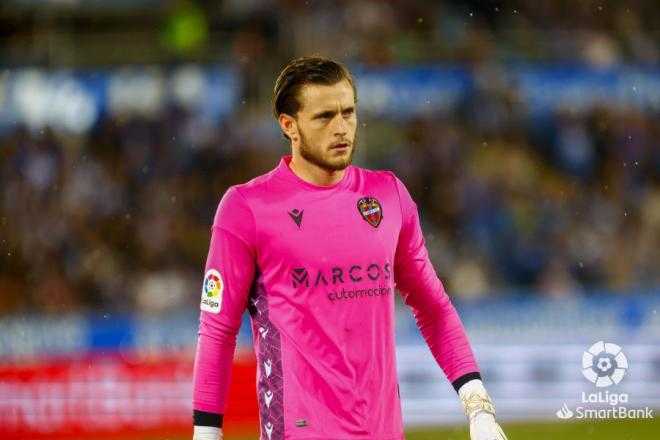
293,79,357,171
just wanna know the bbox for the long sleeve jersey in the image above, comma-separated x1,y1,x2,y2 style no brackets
192,156,480,440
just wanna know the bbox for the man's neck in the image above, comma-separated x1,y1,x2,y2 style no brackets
289,155,345,186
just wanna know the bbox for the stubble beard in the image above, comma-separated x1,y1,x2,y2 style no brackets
298,130,356,172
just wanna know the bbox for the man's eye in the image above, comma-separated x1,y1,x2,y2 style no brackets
343,109,354,115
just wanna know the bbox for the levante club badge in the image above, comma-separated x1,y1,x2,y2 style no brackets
357,196,383,228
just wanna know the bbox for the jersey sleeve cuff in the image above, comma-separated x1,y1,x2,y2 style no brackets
193,409,224,428
451,371,482,393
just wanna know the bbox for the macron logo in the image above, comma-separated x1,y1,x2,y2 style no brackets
288,209,303,228
265,422,274,439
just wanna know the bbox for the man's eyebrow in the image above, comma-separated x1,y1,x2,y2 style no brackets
311,106,356,119
311,109,337,119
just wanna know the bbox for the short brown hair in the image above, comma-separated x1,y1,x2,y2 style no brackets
272,56,356,122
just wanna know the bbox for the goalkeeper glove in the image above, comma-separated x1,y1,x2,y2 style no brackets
458,379,508,440
193,426,222,440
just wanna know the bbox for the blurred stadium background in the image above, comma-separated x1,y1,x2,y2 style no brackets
0,0,659,439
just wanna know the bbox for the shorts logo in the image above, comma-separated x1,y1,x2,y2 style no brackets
200,269,223,313
357,196,382,228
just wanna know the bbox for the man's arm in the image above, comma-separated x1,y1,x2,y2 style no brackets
392,175,507,440
192,187,256,440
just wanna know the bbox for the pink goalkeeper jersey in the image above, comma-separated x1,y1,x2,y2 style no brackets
193,156,479,440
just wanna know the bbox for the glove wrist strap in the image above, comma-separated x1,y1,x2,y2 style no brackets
460,390,496,422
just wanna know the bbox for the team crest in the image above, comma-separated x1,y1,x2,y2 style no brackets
200,269,223,313
357,197,383,228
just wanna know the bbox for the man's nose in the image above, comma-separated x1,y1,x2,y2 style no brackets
333,114,347,136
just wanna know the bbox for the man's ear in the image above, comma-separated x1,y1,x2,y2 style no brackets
278,113,298,142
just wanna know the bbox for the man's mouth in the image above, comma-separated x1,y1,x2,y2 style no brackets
330,142,350,150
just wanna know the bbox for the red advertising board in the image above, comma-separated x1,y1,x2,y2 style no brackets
0,351,259,438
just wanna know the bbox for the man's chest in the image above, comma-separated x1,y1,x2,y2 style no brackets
253,190,401,269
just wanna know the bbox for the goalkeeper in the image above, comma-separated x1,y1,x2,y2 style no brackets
192,56,507,440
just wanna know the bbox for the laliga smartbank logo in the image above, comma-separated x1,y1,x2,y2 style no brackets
556,341,653,420
581,341,627,387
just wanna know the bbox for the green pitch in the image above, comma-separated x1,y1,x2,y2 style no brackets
135,418,659,439
405,418,659,440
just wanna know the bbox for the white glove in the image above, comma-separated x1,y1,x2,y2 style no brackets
458,379,507,440
469,412,507,440
193,426,222,440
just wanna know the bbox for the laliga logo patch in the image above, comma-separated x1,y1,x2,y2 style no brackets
200,269,223,313
357,196,382,228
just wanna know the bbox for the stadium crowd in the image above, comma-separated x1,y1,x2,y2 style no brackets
0,1,659,313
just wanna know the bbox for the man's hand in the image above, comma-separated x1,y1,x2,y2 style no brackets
458,379,508,440
193,426,222,440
